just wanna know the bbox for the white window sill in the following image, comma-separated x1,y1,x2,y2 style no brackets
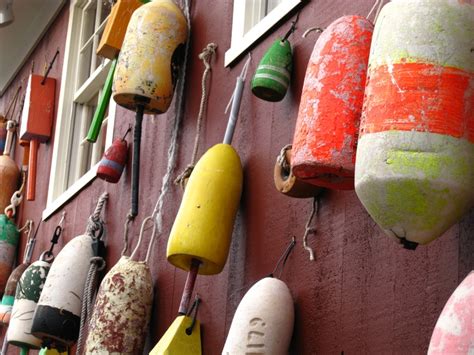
225,0,303,67
42,163,98,220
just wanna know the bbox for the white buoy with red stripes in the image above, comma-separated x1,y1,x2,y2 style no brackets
428,271,474,354
355,0,474,248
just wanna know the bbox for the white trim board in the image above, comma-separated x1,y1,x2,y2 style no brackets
225,0,303,67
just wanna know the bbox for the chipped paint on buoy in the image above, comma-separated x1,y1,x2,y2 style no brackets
7,259,51,349
85,256,153,354
223,278,294,355
113,0,188,114
291,16,373,190
355,0,474,247
428,271,474,354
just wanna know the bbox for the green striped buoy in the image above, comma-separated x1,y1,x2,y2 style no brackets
251,38,292,102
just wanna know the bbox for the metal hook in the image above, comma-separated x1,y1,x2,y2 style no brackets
58,210,66,229
281,10,301,42
302,27,324,38
48,225,62,255
185,295,201,335
122,124,133,140
41,49,60,85
270,237,296,279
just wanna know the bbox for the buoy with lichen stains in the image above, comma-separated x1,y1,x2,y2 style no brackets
355,0,474,249
428,271,474,354
222,277,294,355
97,137,128,183
0,120,20,213
291,16,373,190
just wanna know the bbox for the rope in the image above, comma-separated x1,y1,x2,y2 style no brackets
269,237,296,279
76,256,106,354
367,0,384,23
175,42,217,188
85,192,109,237
303,197,319,261
224,55,252,115
277,144,292,173
130,0,192,263
77,193,108,353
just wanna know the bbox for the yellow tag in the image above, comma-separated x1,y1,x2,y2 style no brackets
149,315,201,355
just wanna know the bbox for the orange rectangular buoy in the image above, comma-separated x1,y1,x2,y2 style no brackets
97,0,142,59
19,74,56,143
19,74,56,201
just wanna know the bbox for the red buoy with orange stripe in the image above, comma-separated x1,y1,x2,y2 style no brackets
291,16,373,190
355,0,474,248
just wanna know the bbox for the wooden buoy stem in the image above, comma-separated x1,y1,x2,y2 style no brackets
178,259,200,315
131,105,144,217
27,139,38,201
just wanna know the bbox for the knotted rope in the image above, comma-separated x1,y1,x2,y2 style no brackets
77,192,108,354
175,42,217,188
130,0,192,264
277,144,292,173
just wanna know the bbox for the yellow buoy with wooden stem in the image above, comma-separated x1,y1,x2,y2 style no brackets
167,143,243,275
152,58,251,355
112,0,187,217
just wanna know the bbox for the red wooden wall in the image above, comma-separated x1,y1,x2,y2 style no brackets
1,0,473,354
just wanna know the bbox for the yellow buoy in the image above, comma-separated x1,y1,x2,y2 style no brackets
113,0,188,114
149,315,201,355
167,144,243,275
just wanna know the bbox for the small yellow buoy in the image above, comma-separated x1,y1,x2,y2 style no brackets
149,315,201,355
167,144,243,275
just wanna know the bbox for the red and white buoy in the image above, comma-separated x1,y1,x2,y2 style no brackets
355,0,474,248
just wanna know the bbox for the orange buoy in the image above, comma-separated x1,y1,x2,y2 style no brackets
291,16,373,190
355,0,474,248
428,272,474,354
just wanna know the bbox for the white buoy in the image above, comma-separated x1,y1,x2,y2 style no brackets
222,277,294,355
31,235,93,347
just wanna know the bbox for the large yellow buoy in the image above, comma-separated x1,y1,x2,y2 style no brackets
223,277,294,355
113,0,188,114
167,144,243,275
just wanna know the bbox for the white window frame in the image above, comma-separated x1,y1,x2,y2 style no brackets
225,0,303,67
43,0,116,220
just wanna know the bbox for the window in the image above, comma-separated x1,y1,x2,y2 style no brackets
225,0,303,66
44,0,116,220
